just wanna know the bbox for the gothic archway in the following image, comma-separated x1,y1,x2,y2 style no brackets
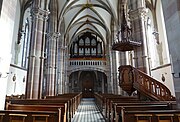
69,71,107,97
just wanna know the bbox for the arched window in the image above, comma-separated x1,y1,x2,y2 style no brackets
147,16,157,68
146,0,170,68
91,39,96,46
0,0,3,16
74,43,78,54
21,19,30,68
97,43,102,54
85,37,90,46
79,39,84,46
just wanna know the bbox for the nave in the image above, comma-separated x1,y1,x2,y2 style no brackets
2,92,180,122
72,98,105,122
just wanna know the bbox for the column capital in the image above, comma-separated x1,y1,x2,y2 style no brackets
129,7,148,21
47,32,61,40
31,7,50,21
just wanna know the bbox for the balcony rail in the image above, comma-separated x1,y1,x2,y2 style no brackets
69,60,107,66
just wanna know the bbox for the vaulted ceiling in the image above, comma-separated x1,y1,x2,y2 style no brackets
57,0,119,45
20,0,158,46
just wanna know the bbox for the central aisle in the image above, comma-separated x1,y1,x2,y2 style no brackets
72,98,106,122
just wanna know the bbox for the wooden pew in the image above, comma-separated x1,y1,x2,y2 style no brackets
7,93,82,122
0,110,58,122
45,92,82,118
109,101,176,122
94,93,177,122
105,96,138,119
6,103,65,122
94,93,139,119
45,92,82,116
123,110,180,122
113,104,173,122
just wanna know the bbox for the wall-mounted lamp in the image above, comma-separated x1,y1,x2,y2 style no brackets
0,72,10,78
12,74,16,81
161,74,165,82
23,76,26,83
172,73,180,78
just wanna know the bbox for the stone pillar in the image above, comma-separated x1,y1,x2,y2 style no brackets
57,38,64,94
65,74,70,93
129,1,149,73
46,33,60,96
101,74,104,93
111,51,118,94
107,74,112,93
25,2,49,99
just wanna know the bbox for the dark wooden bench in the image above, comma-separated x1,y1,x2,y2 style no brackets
113,104,173,122
0,110,58,122
6,93,82,122
104,96,138,118
45,92,82,115
123,110,180,122
94,93,139,118
6,103,65,122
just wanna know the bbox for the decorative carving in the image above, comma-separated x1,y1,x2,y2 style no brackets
120,6,132,41
47,32,61,40
129,7,148,20
119,65,175,100
112,6,141,51
31,7,50,21
119,65,135,96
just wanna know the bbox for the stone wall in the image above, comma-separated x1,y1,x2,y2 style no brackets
161,0,180,106
0,0,18,110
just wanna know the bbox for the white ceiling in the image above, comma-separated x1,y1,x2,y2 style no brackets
58,0,119,45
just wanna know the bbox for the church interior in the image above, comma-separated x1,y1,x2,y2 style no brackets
1,0,180,121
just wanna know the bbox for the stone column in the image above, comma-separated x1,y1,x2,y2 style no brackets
25,3,49,99
102,74,105,93
57,38,64,94
129,1,149,73
46,33,60,96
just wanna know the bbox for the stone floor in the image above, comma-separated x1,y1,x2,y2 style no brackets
71,98,106,122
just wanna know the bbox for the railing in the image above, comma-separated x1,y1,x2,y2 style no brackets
69,60,107,66
119,65,175,101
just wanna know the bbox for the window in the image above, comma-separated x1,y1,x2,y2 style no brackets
0,0,3,16
85,37,90,46
21,19,30,68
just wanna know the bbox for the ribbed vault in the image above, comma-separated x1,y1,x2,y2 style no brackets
57,0,119,46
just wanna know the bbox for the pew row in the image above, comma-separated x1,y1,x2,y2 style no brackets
6,92,82,122
0,110,58,122
94,93,177,122
123,110,180,122
6,103,65,122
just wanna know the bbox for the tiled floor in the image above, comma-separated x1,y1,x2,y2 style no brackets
72,98,106,122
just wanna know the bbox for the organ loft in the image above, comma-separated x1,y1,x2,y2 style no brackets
0,0,180,122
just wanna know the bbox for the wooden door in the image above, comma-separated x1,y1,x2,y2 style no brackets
82,80,94,98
